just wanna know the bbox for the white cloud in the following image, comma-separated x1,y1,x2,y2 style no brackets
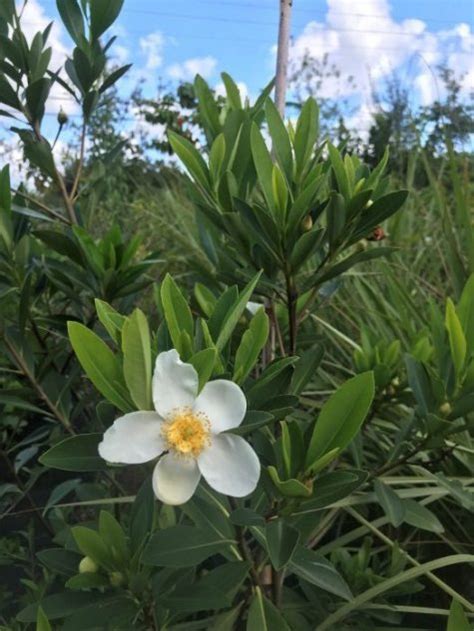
168,56,218,81
286,0,473,129
140,31,165,70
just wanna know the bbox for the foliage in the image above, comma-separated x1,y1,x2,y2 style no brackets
0,2,473,630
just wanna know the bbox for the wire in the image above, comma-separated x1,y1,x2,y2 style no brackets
36,0,474,28
20,12,474,38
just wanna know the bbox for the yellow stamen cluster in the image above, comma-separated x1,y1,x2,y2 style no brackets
162,408,211,457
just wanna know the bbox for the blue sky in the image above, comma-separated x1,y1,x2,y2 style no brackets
2,0,473,160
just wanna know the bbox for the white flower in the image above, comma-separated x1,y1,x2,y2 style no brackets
98,349,260,505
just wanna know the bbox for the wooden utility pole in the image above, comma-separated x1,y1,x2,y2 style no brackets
274,0,293,116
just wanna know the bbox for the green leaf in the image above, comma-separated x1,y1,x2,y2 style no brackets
266,519,300,570
215,271,262,352
122,309,152,410
68,322,132,411
268,466,312,498
272,164,289,222
194,74,221,142
250,122,274,210
447,599,471,631
168,130,211,190
299,470,368,511
129,478,155,555
328,144,350,200
405,354,433,415
265,98,293,179
95,299,125,343
290,227,325,272
37,549,81,576
39,434,107,472
90,0,124,39
445,298,466,380
160,274,194,358
294,98,318,179
355,190,409,236
403,499,445,533
99,64,132,93
17,593,103,623
305,372,375,471
326,191,346,247
71,526,114,570
290,344,324,395
36,606,52,631
230,508,265,527
209,133,226,184
189,348,217,391
99,510,128,567
25,78,51,123
56,0,84,44
374,479,405,527
144,525,235,567
233,307,269,383
289,547,353,600
221,72,242,109
246,588,290,631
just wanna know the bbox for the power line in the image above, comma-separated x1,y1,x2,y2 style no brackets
36,0,474,28
20,11,474,37
20,20,473,55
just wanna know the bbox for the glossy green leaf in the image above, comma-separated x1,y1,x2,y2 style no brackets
289,547,353,600
160,274,194,358
299,469,368,511
56,0,84,44
447,599,471,631
122,308,152,409
39,434,107,472
144,525,234,567
233,306,269,383
294,97,318,179
268,466,312,498
265,97,293,179
168,130,211,190
36,605,52,631
215,271,262,352
71,526,114,570
445,297,466,380
374,479,405,527
266,519,300,570
246,588,290,631
250,122,274,210
403,499,445,533
99,510,128,566
305,372,374,471
90,0,124,39
68,322,132,411
189,348,217,391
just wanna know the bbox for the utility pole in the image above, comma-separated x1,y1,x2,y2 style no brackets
274,0,293,117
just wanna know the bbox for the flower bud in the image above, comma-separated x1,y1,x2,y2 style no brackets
391,376,400,387
109,571,125,587
57,107,68,125
364,199,373,209
439,401,452,417
301,214,313,232
78,556,98,574
356,239,368,252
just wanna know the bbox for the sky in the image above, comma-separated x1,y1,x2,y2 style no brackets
1,0,473,166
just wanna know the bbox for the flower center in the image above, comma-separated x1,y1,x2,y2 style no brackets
162,408,211,457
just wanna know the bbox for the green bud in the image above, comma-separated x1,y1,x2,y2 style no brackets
391,376,400,387
439,401,452,417
364,199,374,209
109,571,125,587
300,214,313,232
79,556,98,574
57,107,68,125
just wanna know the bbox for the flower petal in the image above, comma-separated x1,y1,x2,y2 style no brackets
198,434,260,497
98,412,164,464
193,380,247,433
152,349,199,418
152,454,201,505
